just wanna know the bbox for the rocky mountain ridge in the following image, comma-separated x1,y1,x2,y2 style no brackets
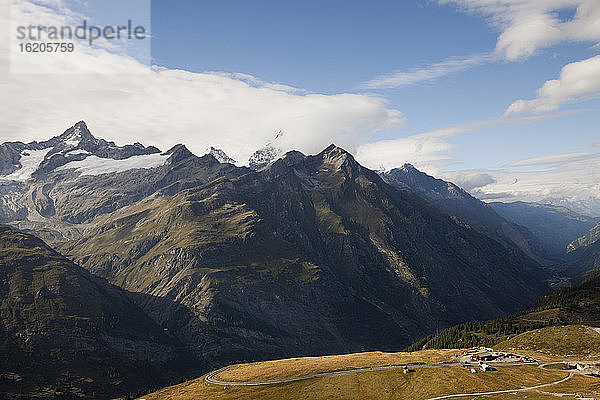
0,123,249,244
381,164,548,264
206,146,237,164
59,143,548,366
0,121,160,179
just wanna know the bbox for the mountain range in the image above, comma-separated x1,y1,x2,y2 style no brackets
58,143,549,362
1,121,598,398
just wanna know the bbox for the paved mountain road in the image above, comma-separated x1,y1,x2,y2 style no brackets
205,361,539,386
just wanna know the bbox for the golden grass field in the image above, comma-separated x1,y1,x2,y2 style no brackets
138,326,600,400
139,364,580,400
218,349,456,382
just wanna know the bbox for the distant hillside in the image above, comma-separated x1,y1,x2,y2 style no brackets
407,265,600,351
138,348,580,400
0,226,195,399
553,222,600,283
490,201,599,256
496,325,600,359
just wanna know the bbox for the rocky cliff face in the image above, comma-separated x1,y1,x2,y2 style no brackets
0,225,195,399
61,145,548,366
568,221,600,253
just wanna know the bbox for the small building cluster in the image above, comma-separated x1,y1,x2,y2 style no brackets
454,347,536,372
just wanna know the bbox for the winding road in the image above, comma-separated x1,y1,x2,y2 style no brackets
204,361,538,386
423,372,574,400
203,359,584,399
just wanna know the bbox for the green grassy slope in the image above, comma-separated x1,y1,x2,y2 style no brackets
496,325,600,358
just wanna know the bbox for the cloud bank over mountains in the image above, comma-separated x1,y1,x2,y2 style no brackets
443,153,600,216
2,1,405,164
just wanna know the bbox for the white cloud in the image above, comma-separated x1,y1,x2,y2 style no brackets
434,1,600,116
443,154,600,216
0,1,405,165
505,55,600,114
444,172,497,191
9,0,150,73
356,134,456,173
356,111,600,214
504,151,596,167
0,66,405,163
4,0,598,214
355,111,576,173
440,148,600,215
355,119,495,173
439,0,600,61
361,53,496,89
361,0,600,91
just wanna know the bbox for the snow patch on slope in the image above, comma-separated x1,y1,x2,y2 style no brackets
0,148,53,181
56,153,169,176
64,124,83,148
65,149,91,156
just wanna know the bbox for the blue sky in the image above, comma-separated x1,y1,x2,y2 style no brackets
150,1,493,92
149,0,600,171
2,0,600,214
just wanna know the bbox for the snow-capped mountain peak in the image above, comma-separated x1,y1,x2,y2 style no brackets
63,124,82,148
205,146,237,164
55,121,97,149
248,130,287,169
0,121,162,181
